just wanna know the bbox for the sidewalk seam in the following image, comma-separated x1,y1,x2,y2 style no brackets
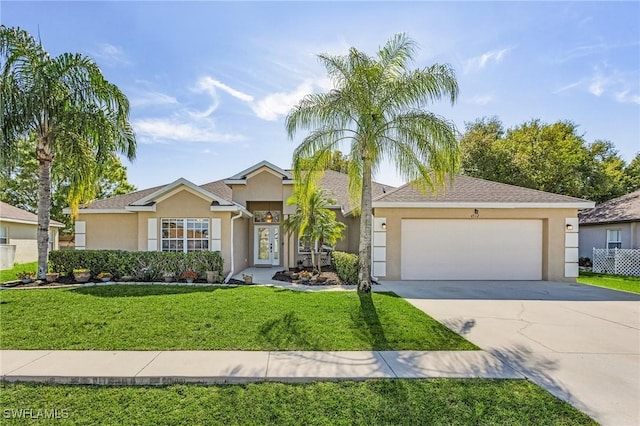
376,351,398,378
133,351,163,378
264,351,271,378
2,351,53,375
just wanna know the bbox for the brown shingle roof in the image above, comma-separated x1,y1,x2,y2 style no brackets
579,190,640,225
82,185,167,209
0,201,64,227
317,170,392,213
83,180,232,210
374,175,591,204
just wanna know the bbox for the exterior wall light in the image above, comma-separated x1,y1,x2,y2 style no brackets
265,211,273,223
566,223,574,231
381,222,386,230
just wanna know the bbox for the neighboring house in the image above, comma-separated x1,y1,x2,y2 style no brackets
70,161,593,282
578,190,640,260
0,201,64,269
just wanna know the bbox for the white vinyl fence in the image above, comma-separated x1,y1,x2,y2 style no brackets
592,248,640,277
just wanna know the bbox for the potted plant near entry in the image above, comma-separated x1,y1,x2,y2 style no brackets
16,271,36,284
97,272,112,282
45,272,60,283
181,270,198,283
206,270,218,283
298,270,312,283
163,272,175,283
242,273,253,284
73,268,92,283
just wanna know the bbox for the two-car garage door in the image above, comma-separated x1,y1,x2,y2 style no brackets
401,219,542,280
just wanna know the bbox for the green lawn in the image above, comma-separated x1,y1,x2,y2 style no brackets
0,261,38,283
0,380,595,425
578,271,640,294
0,285,477,351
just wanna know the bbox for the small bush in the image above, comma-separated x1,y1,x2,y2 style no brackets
331,251,359,285
579,257,592,267
49,250,223,281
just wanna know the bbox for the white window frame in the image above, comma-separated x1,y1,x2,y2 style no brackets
0,226,7,244
161,218,210,253
606,229,622,250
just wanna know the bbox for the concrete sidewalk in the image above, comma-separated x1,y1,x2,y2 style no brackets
1,350,522,386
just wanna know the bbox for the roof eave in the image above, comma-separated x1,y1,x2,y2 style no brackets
372,201,596,209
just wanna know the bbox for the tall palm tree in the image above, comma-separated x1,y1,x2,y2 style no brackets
283,184,346,273
286,33,459,292
1,26,136,279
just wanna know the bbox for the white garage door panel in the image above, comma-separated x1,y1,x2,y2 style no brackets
401,220,542,280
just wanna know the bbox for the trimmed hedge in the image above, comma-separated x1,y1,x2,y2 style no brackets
331,251,358,285
49,250,223,281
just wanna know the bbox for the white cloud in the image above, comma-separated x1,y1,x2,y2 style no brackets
90,43,130,66
615,90,640,105
464,47,513,73
193,75,330,122
251,81,316,121
555,65,639,104
467,94,493,105
132,118,243,144
129,91,178,108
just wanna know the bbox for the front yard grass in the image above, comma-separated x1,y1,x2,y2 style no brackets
0,380,595,425
0,285,477,351
578,271,640,294
0,261,37,283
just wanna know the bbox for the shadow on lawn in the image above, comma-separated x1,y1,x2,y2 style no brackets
259,311,321,350
71,285,235,298
351,292,391,350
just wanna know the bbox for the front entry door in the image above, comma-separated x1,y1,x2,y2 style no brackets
254,225,279,266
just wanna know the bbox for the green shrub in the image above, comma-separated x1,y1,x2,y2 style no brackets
48,250,223,281
331,251,358,285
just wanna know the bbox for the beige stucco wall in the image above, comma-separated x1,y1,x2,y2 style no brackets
232,170,291,205
81,213,138,251
78,188,238,276
233,216,249,274
0,222,60,266
374,207,578,282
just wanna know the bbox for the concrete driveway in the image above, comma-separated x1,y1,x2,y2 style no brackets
378,280,640,426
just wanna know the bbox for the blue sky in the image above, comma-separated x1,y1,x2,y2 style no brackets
3,1,639,190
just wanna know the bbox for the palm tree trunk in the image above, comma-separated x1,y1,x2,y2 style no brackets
358,159,373,292
36,147,52,280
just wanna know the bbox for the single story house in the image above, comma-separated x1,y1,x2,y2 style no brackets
578,190,640,260
71,161,593,282
0,201,64,269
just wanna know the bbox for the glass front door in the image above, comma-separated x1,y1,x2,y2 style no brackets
254,225,279,266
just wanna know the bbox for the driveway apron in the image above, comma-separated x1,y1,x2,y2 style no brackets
378,280,640,426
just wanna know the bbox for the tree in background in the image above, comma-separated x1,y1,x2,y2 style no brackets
0,135,136,232
460,117,630,203
1,26,136,278
283,184,346,273
297,150,351,173
623,153,640,193
287,33,459,292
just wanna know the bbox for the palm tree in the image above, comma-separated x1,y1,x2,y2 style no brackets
1,26,136,279
283,184,346,273
286,33,459,292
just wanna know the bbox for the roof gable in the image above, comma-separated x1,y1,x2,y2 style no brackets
131,178,232,207
225,160,293,183
579,190,640,225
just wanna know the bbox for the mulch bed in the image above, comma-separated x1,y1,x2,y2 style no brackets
272,266,348,286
